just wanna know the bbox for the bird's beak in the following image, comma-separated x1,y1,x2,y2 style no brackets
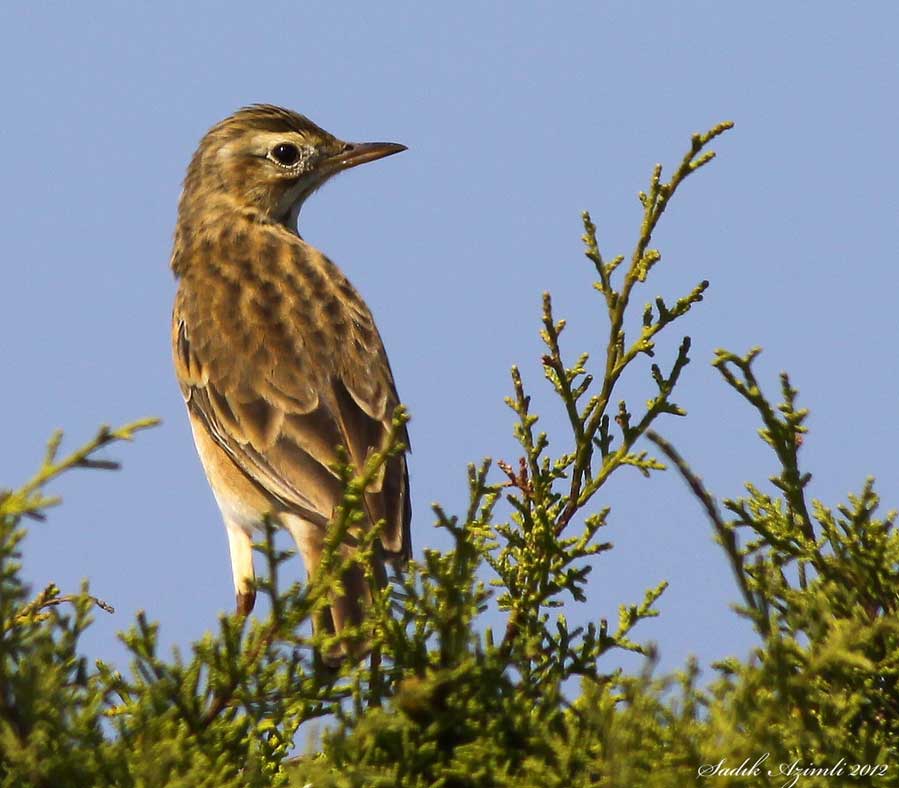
323,141,407,175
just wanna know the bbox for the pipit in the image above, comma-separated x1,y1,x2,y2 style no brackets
170,105,410,660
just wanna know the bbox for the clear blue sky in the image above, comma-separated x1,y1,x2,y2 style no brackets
2,3,897,683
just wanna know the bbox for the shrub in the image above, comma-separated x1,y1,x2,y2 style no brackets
2,122,894,787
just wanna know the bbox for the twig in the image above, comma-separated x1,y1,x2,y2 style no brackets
645,430,766,634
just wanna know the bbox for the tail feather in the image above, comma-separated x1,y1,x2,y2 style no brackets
319,559,384,665
282,513,387,665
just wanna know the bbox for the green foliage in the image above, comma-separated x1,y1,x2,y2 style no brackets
2,122,896,786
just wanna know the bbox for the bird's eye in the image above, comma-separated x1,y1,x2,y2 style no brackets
271,143,300,166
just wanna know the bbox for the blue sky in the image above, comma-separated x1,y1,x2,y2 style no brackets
2,3,897,683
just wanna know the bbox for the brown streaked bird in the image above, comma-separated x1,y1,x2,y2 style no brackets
170,104,410,660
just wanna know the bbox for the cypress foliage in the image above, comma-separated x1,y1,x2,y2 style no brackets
2,122,895,787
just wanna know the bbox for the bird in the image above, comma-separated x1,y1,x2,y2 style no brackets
169,104,411,661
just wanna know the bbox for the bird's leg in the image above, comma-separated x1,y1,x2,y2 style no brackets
225,520,256,615
236,589,255,616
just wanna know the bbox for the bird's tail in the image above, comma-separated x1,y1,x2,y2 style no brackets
283,514,386,666
314,544,388,666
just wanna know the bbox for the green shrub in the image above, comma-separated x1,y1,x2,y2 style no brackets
2,122,895,787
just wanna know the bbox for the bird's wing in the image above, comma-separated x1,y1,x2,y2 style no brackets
333,323,412,562
172,240,410,560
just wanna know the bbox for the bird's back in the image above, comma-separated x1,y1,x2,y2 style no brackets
172,213,411,559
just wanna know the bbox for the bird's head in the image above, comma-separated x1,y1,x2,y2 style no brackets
178,104,405,229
